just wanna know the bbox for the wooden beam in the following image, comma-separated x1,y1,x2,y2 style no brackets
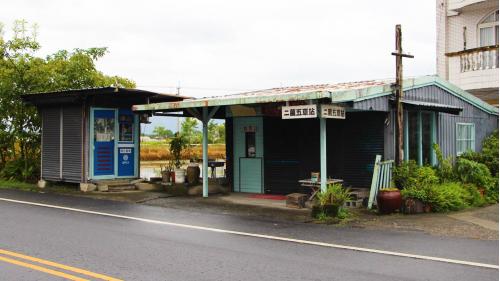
208,106,220,120
186,108,201,120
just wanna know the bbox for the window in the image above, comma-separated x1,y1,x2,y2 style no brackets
119,114,134,142
94,117,115,142
245,132,256,158
478,10,499,47
456,123,475,156
404,111,437,165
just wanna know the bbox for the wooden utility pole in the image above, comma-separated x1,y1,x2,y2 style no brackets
391,24,414,165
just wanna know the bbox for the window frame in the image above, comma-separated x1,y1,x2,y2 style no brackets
456,123,475,156
478,10,499,47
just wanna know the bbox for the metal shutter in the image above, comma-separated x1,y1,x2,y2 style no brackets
41,107,61,180
62,106,83,182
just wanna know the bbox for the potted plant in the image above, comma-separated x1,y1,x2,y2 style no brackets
161,160,175,184
376,187,402,214
312,183,351,218
401,186,431,214
170,133,187,184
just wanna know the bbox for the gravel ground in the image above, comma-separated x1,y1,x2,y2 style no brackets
349,207,498,240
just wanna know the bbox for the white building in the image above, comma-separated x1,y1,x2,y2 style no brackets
437,0,499,106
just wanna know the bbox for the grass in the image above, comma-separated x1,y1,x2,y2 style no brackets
0,179,37,191
0,179,78,194
141,142,226,161
314,208,356,225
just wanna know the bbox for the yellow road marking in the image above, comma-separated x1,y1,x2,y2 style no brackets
0,255,89,281
0,249,122,281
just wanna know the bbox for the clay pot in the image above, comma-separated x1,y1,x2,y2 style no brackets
377,190,402,214
186,164,200,184
403,198,424,214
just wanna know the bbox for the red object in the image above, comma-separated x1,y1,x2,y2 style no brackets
377,190,402,214
248,194,287,200
170,171,175,183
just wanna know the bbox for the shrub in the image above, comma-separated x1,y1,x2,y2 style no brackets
484,175,499,203
433,144,455,182
455,158,494,188
461,130,498,176
401,185,429,202
316,183,352,207
393,161,439,190
0,158,39,182
426,182,468,212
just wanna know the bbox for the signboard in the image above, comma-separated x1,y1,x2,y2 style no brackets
320,104,346,119
282,104,317,119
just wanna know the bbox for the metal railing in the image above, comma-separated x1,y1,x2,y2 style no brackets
446,45,499,72
367,155,395,209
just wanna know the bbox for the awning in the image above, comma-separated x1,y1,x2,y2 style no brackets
400,100,463,115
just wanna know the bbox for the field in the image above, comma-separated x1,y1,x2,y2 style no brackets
140,141,226,161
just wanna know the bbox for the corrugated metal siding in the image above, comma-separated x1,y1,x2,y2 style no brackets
381,85,498,159
62,106,82,182
384,110,396,161
353,96,390,111
41,107,61,180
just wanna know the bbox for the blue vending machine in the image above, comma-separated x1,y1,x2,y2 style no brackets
117,109,136,177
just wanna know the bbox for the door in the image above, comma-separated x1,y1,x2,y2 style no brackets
240,158,263,193
93,109,115,177
233,117,264,193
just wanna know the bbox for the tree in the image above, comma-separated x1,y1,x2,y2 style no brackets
180,118,200,144
0,20,135,180
207,121,225,144
152,126,173,139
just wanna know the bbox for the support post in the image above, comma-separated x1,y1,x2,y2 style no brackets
391,24,414,166
320,117,327,192
430,112,437,166
403,110,409,161
395,25,404,166
202,107,209,198
417,111,423,166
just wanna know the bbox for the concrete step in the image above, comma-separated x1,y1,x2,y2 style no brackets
107,184,136,192
93,179,137,192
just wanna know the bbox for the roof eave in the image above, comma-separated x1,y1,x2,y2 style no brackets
133,90,332,112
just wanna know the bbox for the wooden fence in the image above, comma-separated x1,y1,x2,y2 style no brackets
367,155,395,209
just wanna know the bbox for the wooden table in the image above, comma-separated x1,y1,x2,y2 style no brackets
298,178,344,201
208,161,225,179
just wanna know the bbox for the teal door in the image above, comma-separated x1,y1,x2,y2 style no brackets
240,158,263,193
233,117,264,193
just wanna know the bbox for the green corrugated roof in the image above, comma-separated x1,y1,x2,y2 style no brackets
132,75,498,116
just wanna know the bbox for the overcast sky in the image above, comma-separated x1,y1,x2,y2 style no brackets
2,0,436,132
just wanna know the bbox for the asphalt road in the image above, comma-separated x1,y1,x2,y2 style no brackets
0,189,497,281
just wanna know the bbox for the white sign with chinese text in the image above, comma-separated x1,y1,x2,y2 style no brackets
282,104,317,119
320,104,346,119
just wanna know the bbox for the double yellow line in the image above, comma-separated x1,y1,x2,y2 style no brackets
0,248,122,281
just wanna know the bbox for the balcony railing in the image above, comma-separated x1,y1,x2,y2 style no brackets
446,45,499,73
